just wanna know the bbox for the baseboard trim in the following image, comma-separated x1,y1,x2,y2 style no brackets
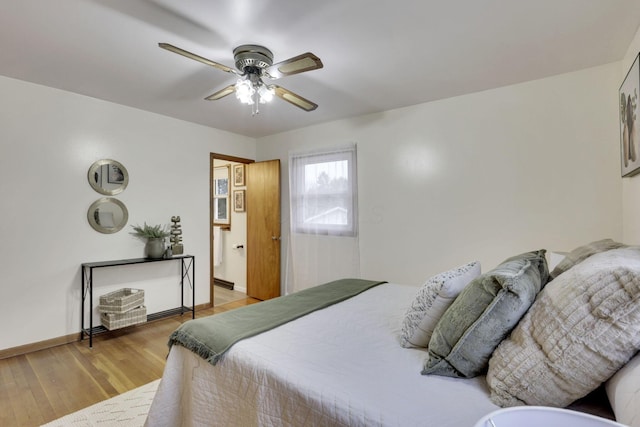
0,303,212,360
0,333,80,360
214,277,234,290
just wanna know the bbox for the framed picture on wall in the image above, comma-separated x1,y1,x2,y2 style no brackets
233,164,245,186
234,189,246,212
620,52,640,177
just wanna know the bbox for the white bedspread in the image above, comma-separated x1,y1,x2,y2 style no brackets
145,283,499,426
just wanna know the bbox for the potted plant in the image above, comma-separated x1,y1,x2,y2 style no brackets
130,223,171,259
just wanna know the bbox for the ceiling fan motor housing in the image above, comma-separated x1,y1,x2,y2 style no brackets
233,44,273,74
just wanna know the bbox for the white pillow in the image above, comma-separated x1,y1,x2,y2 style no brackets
400,261,480,348
606,351,640,427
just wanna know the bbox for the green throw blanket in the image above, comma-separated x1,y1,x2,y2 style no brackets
169,278,386,365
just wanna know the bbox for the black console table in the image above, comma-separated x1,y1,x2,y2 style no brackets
81,255,195,347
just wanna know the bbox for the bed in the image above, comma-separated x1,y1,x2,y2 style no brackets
145,241,640,427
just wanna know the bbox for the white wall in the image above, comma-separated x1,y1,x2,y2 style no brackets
622,25,640,243
0,76,255,350
258,63,623,287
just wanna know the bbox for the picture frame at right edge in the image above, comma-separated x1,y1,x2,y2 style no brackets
620,52,640,177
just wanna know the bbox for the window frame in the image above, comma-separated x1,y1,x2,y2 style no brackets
290,145,358,237
213,165,230,227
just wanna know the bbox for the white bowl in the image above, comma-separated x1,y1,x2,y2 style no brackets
473,406,628,427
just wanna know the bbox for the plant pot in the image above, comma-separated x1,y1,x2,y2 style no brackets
145,238,166,259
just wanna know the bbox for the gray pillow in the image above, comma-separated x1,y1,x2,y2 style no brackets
422,249,548,378
549,238,625,279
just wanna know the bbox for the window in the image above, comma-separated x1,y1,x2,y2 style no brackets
213,165,230,226
289,144,358,236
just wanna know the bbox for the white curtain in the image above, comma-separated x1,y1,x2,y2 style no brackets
285,143,360,293
213,226,223,267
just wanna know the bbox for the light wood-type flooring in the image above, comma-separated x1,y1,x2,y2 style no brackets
0,297,259,427
213,286,247,306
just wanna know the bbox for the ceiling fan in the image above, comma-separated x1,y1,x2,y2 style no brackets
159,43,323,113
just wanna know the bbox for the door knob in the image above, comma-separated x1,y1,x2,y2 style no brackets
271,236,281,240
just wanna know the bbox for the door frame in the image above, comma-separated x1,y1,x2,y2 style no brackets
209,153,254,306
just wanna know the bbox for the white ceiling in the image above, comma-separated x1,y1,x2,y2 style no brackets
2,0,640,138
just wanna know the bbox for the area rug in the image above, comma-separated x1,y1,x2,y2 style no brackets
41,379,159,427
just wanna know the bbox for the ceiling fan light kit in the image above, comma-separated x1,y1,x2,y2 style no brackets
159,42,323,115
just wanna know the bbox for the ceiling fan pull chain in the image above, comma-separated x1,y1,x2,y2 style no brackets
253,91,259,116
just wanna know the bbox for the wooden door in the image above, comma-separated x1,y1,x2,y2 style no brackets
246,160,281,300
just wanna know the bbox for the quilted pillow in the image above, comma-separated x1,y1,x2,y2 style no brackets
487,246,640,408
400,261,481,348
422,249,548,378
549,238,625,279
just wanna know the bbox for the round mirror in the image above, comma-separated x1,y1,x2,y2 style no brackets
87,159,129,195
87,198,129,234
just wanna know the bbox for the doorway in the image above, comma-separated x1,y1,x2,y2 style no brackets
209,154,282,305
210,153,253,306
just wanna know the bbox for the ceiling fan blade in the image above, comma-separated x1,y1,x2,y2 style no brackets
205,84,236,101
272,85,318,111
159,43,239,75
265,52,323,79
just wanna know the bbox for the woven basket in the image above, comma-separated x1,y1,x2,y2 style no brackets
99,288,145,314
100,306,147,330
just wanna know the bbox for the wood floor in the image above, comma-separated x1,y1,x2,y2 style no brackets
0,297,260,427
213,286,247,306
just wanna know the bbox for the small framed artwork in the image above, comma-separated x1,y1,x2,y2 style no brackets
620,52,640,177
233,164,245,186
234,189,246,212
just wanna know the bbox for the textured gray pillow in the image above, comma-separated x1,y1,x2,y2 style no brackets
549,238,625,279
400,261,481,348
488,247,640,408
422,249,548,378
